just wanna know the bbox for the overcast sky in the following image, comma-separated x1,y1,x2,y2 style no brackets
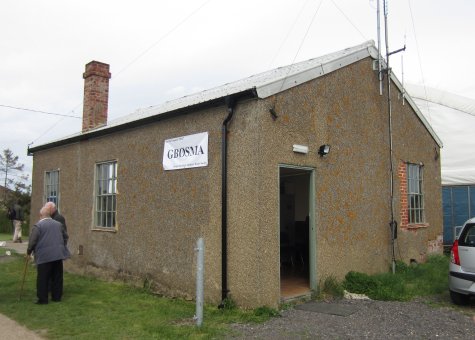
1,0,474,184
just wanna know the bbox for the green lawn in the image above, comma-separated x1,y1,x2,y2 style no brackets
0,256,274,339
0,252,466,338
0,233,12,241
0,234,12,256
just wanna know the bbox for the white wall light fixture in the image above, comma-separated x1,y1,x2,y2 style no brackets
293,144,309,154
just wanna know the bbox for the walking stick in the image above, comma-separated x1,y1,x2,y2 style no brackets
19,255,30,301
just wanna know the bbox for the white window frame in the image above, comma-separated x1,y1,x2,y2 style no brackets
407,163,424,224
94,161,117,229
44,169,60,209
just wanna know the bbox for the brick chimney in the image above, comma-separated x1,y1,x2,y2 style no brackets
82,61,111,132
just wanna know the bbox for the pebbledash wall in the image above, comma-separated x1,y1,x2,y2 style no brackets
29,42,443,308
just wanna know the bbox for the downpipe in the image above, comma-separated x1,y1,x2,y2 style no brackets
219,96,235,308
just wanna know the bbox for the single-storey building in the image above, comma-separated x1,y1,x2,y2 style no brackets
28,40,443,308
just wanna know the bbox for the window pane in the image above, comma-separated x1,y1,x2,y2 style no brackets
95,161,117,228
406,164,424,224
45,170,60,209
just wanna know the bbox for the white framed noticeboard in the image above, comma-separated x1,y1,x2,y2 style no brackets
162,132,208,170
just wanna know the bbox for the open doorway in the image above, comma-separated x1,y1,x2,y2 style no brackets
279,166,313,299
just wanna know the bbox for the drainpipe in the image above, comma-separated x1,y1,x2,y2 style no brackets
219,96,235,307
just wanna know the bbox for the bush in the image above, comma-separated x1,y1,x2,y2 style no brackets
0,207,13,234
372,274,410,301
219,297,237,310
316,275,344,300
395,260,409,273
342,255,449,301
343,271,379,295
253,306,280,317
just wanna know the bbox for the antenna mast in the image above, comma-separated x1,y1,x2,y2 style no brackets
377,0,382,95
382,0,405,274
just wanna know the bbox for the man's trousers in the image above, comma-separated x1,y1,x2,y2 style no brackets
36,260,63,303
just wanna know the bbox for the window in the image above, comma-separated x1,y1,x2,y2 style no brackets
95,161,117,228
45,170,60,207
458,223,475,247
407,163,424,224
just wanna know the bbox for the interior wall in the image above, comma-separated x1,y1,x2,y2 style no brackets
281,173,309,222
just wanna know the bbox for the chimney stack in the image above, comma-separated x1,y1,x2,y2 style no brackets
82,61,111,132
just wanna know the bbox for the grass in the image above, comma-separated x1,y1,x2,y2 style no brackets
0,233,13,256
0,255,277,339
315,275,344,300
0,233,12,241
342,255,450,301
0,253,466,338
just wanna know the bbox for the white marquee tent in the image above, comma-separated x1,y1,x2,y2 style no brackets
406,84,475,186
407,85,475,243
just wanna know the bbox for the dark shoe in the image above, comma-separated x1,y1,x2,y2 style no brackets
35,300,48,305
52,299,61,302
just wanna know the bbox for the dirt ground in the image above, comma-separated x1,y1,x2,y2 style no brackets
228,297,475,339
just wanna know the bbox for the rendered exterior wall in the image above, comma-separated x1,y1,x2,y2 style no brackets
30,57,442,308
31,108,227,301
224,58,441,306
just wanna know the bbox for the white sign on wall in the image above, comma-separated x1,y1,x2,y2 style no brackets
162,132,209,170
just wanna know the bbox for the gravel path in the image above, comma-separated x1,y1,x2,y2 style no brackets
228,299,475,339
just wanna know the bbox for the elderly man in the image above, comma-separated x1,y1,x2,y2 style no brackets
27,206,70,304
44,201,68,245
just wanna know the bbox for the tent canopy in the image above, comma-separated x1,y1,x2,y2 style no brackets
407,84,475,186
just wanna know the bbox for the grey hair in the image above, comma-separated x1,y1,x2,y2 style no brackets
40,206,51,218
45,201,57,212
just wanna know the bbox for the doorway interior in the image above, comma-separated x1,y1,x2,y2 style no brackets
279,166,313,299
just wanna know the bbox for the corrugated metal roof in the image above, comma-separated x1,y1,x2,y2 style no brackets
113,40,377,127
29,40,442,152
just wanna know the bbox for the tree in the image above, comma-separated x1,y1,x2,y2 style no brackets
0,149,31,234
0,149,30,205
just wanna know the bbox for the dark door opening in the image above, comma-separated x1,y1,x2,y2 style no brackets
280,167,311,299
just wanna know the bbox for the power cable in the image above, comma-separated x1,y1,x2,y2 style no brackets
30,117,67,145
272,0,324,108
408,0,432,122
329,0,367,40
267,0,314,70
288,0,324,70
0,104,80,119
28,0,212,146
114,0,213,78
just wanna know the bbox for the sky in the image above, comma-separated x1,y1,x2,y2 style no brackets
1,0,474,186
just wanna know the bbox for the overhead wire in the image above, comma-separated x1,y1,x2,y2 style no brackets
408,0,432,123
114,0,213,78
30,117,68,146
27,0,213,146
286,0,324,72
0,104,80,119
267,0,314,70
270,0,367,111
271,0,324,110
329,0,367,41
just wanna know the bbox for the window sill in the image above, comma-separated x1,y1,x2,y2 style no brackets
91,227,117,233
403,223,429,230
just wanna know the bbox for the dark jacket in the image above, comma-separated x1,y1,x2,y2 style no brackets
12,203,24,221
51,210,68,244
27,217,70,265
